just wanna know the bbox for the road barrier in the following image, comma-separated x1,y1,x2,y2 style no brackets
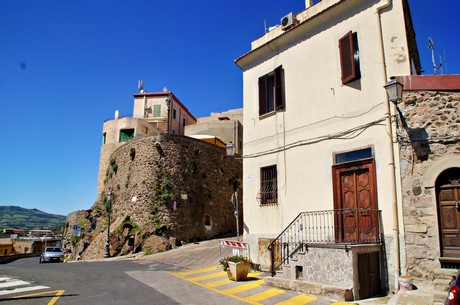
219,239,250,259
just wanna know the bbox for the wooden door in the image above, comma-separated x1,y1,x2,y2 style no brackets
357,251,381,299
439,180,460,258
333,158,378,243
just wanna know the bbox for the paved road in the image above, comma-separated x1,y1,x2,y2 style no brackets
0,239,350,305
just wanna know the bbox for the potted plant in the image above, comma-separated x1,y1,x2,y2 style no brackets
219,255,251,281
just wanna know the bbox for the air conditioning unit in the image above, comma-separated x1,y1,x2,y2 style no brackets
144,105,151,109
281,12,296,30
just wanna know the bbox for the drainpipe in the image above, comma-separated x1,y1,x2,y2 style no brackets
376,0,401,291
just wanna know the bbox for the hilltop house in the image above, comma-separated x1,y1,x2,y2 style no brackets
235,0,424,300
97,89,198,194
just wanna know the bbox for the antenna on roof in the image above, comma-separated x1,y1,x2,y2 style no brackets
138,80,145,93
264,19,268,33
428,37,443,75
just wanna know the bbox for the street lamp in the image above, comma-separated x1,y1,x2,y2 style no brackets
104,190,112,258
226,141,234,157
384,76,404,104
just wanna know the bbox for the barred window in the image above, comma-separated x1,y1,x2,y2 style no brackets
258,165,278,204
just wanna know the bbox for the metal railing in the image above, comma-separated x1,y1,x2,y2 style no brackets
268,209,382,276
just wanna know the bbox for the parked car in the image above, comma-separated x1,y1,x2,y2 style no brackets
39,247,64,263
447,275,459,305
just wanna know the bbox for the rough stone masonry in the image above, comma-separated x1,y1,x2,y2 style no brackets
63,133,242,260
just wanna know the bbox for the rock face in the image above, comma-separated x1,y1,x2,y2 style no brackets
63,134,242,260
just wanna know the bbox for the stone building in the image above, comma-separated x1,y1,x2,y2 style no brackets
395,75,460,300
185,109,244,156
97,90,197,195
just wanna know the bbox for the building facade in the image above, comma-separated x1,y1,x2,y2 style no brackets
235,0,421,300
395,75,460,289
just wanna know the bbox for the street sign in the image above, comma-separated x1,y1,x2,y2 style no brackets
72,225,81,237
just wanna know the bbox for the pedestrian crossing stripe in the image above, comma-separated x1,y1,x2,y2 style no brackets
169,266,324,305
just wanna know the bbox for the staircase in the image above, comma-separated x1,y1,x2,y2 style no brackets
425,268,458,305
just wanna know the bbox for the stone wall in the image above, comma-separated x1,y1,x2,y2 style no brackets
397,90,460,279
64,134,242,260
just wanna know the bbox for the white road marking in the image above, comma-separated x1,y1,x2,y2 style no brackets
0,277,50,296
0,285,50,296
0,279,29,289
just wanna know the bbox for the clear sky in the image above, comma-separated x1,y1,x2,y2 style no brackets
0,1,459,216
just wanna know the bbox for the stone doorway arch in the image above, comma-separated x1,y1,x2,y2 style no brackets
435,167,460,268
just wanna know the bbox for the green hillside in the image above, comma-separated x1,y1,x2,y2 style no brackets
0,205,66,232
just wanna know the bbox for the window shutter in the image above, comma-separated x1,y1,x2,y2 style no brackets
259,75,268,116
274,66,285,111
339,31,357,84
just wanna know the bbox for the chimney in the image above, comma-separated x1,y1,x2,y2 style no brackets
305,0,314,8
115,110,120,120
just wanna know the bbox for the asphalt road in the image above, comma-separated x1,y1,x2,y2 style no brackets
0,256,249,305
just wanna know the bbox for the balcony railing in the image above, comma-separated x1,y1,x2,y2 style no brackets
268,209,382,276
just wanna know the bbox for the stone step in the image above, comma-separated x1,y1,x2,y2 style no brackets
433,268,459,280
433,279,452,292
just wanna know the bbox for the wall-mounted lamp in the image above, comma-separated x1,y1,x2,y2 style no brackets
226,141,234,157
384,76,404,104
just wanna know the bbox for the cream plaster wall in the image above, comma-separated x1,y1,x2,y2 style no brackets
237,0,412,267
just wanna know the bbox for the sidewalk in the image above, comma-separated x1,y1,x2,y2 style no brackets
130,237,439,305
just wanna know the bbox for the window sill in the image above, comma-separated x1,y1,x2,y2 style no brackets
259,202,279,207
259,111,277,120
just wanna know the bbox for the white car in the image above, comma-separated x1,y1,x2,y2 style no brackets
39,247,64,263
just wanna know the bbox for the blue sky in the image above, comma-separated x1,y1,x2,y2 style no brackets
0,0,458,216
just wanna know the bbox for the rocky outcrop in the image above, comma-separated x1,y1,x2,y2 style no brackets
63,133,242,260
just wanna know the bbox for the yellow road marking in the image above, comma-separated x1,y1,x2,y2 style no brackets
11,290,65,305
188,271,227,281
174,265,220,277
168,271,261,305
245,288,285,302
275,294,317,304
206,278,233,287
221,279,264,294
48,290,65,305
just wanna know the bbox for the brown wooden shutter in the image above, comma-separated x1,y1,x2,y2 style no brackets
274,66,285,111
339,31,357,84
259,75,268,115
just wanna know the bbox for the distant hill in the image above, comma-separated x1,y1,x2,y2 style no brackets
0,205,66,232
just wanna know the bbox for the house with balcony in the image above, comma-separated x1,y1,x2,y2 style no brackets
235,0,422,300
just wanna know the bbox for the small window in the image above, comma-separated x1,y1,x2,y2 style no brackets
258,66,285,116
173,108,177,119
258,165,278,204
182,118,186,127
103,132,106,144
153,105,161,117
204,215,211,226
119,128,135,142
339,31,360,84
335,147,372,164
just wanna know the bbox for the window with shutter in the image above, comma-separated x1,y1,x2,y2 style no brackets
258,65,285,116
153,105,161,117
339,31,360,84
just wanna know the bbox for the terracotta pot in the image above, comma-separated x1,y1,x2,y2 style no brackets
227,261,250,281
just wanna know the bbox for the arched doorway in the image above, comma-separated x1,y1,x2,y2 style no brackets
436,168,460,268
